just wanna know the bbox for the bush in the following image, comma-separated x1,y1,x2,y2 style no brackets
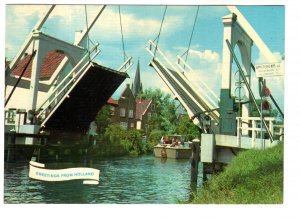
176,115,200,141
104,124,125,145
103,124,144,155
148,130,165,149
193,144,283,204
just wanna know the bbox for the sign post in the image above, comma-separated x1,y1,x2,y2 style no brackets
255,62,284,78
258,78,272,149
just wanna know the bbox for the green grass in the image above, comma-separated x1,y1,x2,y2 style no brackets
193,144,283,204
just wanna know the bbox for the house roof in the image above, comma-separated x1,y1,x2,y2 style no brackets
107,97,118,106
136,99,152,120
11,50,66,80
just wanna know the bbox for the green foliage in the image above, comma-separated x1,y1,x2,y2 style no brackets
176,115,200,141
95,105,112,136
104,124,124,145
193,144,283,204
121,128,144,155
103,124,144,155
148,129,165,149
139,88,177,134
250,99,283,122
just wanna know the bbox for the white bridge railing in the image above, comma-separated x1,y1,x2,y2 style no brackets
237,117,284,148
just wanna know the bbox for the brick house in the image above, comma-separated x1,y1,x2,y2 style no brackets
106,60,157,133
136,98,156,135
110,84,136,129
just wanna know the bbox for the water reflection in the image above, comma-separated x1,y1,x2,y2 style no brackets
4,155,202,204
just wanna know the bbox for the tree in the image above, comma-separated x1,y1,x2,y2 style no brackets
103,124,144,155
176,114,200,141
95,104,112,136
138,88,177,134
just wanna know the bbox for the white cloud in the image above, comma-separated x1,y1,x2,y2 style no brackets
5,5,50,58
9,5,49,17
254,51,283,64
188,49,220,63
91,7,183,41
5,5,184,59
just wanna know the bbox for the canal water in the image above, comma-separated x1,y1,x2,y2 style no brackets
4,155,203,204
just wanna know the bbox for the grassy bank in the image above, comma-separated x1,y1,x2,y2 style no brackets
193,144,283,204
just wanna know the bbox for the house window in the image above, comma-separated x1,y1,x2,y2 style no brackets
152,112,157,118
120,122,128,130
120,108,126,117
128,109,134,118
148,112,152,119
130,122,135,128
151,104,155,111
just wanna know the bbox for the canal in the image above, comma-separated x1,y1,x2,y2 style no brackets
4,154,203,204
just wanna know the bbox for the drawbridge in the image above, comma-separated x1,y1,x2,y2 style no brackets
146,6,284,177
4,5,132,153
146,40,220,133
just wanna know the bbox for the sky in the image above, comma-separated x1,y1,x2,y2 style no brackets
5,4,285,111
2,0,300,216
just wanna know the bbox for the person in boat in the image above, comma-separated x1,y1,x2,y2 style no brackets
171,137,181,147
164,136,171,144
160,135,164,145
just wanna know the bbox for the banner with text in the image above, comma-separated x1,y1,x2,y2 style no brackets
29,161,100,184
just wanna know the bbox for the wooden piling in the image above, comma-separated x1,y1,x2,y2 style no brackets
190,139,201,191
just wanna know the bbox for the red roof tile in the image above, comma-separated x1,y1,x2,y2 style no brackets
107,97,118,106
136,99,152,120
12,50,66,80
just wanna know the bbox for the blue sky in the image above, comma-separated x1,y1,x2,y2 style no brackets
5,4,285,110
4,1,300,214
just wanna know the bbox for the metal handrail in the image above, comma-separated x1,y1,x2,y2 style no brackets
40,62,94,127
36,44,99,116
176,62,219,109
148,40,219,121
36,48,100,119
176,55,220,101
117,56,133,72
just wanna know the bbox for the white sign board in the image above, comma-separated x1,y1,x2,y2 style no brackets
255,62,284,77
29,161,100,184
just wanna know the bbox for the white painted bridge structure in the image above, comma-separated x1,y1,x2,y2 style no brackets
146,6,284,170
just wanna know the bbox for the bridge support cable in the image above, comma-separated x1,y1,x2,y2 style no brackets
251,63,284,119
84,5,91,60
153,6,167,58
118,5,127,62
117,5,133,73
5,51,37,107
183,6,200,69
7,5,55,78
226,40,274,142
